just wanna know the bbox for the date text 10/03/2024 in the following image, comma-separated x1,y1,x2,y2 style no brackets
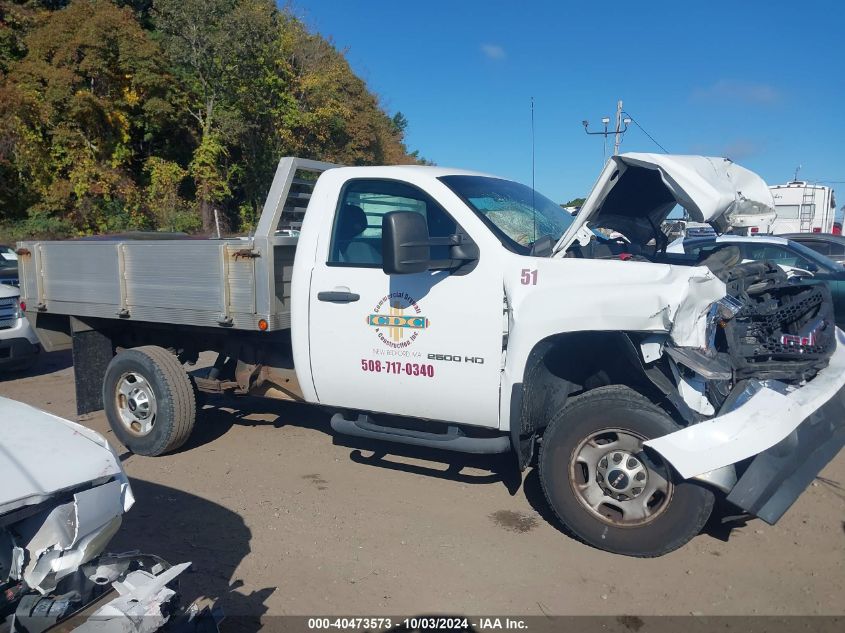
307,617,529,630
361,359,435,378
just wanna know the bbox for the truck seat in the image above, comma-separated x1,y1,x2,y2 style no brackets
334,204,381,264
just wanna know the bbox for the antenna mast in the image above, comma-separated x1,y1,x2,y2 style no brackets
531,96,536,242
583,100,632,164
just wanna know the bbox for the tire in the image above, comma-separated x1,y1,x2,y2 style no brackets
103,345,196,456
539,385,714,557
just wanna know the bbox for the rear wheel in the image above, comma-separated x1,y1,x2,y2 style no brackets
103,345,196,456
539,385,714,557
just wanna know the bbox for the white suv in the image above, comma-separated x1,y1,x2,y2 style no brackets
0,283,40,372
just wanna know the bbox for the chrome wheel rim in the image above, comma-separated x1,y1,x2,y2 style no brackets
570,428,673,526
115,372,157,436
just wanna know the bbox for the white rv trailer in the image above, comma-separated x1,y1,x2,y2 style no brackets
767,181,838,234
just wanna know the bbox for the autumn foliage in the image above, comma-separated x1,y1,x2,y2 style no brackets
0,0,420,239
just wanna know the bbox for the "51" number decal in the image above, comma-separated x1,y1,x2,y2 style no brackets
520,268,538,285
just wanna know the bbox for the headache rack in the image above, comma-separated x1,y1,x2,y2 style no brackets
17,157,338,332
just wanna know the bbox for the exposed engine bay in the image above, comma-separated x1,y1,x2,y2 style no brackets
567,235,837,420
555,153,837,419
669,246,835,415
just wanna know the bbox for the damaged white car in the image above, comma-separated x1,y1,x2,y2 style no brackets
16,153,845,557
0,397,217,632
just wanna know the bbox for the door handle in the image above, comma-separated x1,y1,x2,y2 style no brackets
318,290,360,303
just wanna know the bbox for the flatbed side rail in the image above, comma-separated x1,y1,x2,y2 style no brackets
17,240,266,330
16,157,339,333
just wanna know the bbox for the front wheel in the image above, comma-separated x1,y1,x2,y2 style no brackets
103,345,196,456
539,385,714,557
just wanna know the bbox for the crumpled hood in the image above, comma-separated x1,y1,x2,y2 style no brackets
1,397,134,594
0,397,132,515
554,153,775,253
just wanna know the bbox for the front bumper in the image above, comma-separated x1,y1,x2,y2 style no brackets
645,328,845,523
0,335,40,367
726,383,845,523
0,313,41,367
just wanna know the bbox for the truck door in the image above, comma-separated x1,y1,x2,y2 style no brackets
308,178,503,428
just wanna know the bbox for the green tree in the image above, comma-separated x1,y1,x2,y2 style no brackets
143,156,198,231
391,111,408,135
276,15,415,167
0,0,422,241
153,0,276,232
561,197,586,208
1,0,182,233
189,133,230,231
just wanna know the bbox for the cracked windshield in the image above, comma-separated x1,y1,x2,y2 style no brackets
439,175,575,252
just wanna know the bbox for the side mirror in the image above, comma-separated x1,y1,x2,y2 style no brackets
382,211,430,275
806,261,819,272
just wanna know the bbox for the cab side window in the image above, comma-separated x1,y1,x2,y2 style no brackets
801,240,830,256
742,244,811,269
828,243,845,257
328,179,457,267
685,241,723,259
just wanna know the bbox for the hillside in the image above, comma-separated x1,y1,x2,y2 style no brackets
0,0,422,239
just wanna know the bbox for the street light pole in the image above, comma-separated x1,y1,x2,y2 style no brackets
583,100,632,162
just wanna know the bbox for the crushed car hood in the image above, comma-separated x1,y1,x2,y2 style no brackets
553,153,775,254
1,397,133,594
1,398,216,630
0,397,133,515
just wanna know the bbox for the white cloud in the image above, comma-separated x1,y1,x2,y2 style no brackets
684,137,768,162
687,138,766,160
692,79,780,105
722,138,766,160
480,44,506,60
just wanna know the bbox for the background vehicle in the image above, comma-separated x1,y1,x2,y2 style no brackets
780,232,845,265
769,181,838,234
1,396,215,631
0,245,18,287
667,234,845,327
660,219,716,242
0,284,39,372
16,154,845,557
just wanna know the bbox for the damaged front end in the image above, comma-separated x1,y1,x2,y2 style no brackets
709,254,835,384
645,250,844,523
666,249,837,412
0,398,220,633
548,151,844,525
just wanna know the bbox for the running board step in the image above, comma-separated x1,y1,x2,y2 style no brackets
330,413,511,454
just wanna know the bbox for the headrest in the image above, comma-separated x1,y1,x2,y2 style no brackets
336,204,367,238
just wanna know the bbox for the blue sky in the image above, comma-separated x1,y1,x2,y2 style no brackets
292,0,844,204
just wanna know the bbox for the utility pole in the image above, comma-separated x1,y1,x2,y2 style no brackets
613,100,624,156
583,100,631,163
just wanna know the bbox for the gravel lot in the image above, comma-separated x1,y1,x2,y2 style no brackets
2,351,844,623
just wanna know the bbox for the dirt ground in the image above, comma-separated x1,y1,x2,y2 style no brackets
2,351,844,621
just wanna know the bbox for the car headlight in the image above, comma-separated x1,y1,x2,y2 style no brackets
704,295,743,353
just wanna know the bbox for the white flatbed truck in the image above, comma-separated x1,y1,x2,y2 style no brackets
17,154,845,557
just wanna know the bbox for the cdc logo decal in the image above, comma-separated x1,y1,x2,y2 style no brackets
367,292,429,349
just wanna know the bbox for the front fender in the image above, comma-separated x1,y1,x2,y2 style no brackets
499,256,725,431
